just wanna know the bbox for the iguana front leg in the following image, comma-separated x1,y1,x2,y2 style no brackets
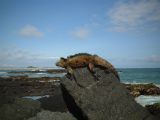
67,66,74,75
66,66,84,87
66,66,75,81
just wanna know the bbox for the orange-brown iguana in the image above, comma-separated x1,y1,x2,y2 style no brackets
56,53,120,81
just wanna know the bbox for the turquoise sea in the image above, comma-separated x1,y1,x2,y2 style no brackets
119,68,160,85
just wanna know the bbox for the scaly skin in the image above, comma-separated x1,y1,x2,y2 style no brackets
56,53,120,80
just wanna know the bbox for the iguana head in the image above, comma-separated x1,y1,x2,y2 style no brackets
56,57,67,68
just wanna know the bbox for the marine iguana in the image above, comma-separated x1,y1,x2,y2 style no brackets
56,53,120,81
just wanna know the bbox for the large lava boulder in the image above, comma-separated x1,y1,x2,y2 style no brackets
60,67,157,120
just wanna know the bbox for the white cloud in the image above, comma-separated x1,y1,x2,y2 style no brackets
0,48,58,61
0,48,30,61
108,0,160,32
146,55,160,62
72,28,90,39
19,24,43,38
0,64,15,68
0,46,59,67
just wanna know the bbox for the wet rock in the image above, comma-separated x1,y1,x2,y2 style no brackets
60,67,157,120
38,86,68,112
146,103,160,118
10,76,28,81
0,77,58,97
125,83,160,97
0,96,15,107
0,98,41,120
27,110,77,120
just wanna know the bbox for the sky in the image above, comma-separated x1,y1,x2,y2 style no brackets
0,0,160,68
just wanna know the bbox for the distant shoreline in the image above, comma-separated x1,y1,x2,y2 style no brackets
0,67,63,70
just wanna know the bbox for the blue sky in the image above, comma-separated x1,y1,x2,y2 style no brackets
0,0,160,68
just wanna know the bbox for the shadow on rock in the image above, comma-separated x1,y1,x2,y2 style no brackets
61,84,88,120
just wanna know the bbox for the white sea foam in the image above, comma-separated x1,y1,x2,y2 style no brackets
155,84,160,88
0,71,9,78
36,73,47,75
135,95,160,107
121,81,149,85
0,72,7,74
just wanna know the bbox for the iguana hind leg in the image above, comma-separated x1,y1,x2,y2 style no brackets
88,63,100,81
88,63,94,73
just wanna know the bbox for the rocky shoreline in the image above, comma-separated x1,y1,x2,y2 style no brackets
0,76,60,97
124,83,160,118
0,76,69,120
146,103,160,118
125,83,160,97
0,70,160,120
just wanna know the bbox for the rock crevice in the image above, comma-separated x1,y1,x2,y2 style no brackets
61,84,88,120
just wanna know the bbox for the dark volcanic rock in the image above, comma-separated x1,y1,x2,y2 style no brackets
0,96,15,107
0,98,41,120
0,77,59,97
60,67,157,120
27,110,77,120
146,103,160,118
125,83,160,97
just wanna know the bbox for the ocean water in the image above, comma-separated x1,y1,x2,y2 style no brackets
119,68,160,85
